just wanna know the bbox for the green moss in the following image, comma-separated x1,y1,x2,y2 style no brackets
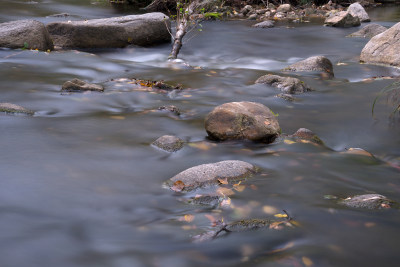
204,12,222,20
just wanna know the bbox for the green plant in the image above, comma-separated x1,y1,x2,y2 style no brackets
372,81,400,118
204,12,222,20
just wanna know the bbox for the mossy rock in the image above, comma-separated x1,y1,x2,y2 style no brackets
0,103,34,115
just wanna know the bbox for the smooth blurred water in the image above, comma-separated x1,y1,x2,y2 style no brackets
1,1,400,267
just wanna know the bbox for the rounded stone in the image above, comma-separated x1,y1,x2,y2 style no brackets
152,135,184,152
165,160,256,191
205,101,280,143
291,128,324,145
284,56,334,78
255,74,312,94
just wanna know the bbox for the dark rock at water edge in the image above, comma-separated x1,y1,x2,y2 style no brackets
205,102,280,143
291,128,324,145
347,2,370,22
46,13,171,49
152,135,184,152
62,78,104,92
255,74,312,94
360,22,400,67
284,56,334,79
0,20,54,51
0,103,34,115
165,160,256,192
338,194,395,209
157,105,181,116
252,20,274,28
324,11,360,28
347,23,387,38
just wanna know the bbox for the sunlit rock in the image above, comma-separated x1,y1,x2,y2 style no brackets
164,160,256,192
347,23,387,38
255,74,312,94
324,11,360,27
152,135,184,152
205,102,280,143
348,2,370,22
360,22,400,67
46,13,171,49
62,78,104,92
0,20,53,51
277,4,292,13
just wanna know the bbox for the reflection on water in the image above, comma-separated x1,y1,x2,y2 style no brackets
1,1,400,267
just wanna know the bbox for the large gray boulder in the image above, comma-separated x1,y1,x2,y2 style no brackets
205,102,280,143
277,4,292,13
324,11,361,27
348,2,370,22
284,56,334,78
164,160,256,191
255,74,312,94
360,22,400,67
347,23,387,38
46,13,171,49
0,20,54,51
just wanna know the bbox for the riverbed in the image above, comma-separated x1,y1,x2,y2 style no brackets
1,1,400,267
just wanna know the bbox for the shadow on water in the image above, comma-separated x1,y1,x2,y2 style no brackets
1,1,400,267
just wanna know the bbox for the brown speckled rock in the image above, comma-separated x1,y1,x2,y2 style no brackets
164,160,256,191
205,101,280,143
0,103,34,115
152,135,184,152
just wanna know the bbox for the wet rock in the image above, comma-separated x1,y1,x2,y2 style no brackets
347,23,387,38
255,74,312,94
343,147,374,157
324,11,360,27
46,13,170,49
193,218,293,242
0,103,34,115
284,56,334,79
347,2,370,22
205,102,280,143
276,4,292,13
252,20,275,28
240,5,254,16
276,93,296,102
247,14,257,20
165,160,256,192
62,78,104,92
0,20,54,51
152,135,184,152
157,105,181,116
339,194,394,209
360,22,400,67
188,195,226,207
291,128,324,145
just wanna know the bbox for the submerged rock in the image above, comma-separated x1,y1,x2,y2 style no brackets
157,105,181,116
284,56,334,79
347,23,387,38
342,147,374,157
62,78,104,92
324,11,360,28
188,195,226,207
255,74,312,94
347,2,370,22
252,20,274,28
0,103,34,115
205,102,280,143
291,128,324,145
339,194,394,209
0,20,54,51
360,22,400,67
165,160,256,192
46,13,170,49
152,135,184,152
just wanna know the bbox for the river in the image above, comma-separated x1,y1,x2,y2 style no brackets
1,1,400,267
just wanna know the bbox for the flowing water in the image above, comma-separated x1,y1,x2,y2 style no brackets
1,1,400,267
